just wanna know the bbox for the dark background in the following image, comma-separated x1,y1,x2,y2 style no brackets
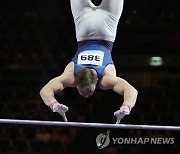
0,0,180,154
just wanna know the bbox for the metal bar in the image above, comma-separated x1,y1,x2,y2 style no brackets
0,119,180,131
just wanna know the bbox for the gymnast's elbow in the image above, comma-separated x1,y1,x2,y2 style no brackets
130,85,138,96
39,85,49,100
39,86,45,99
39,86,52,106
132,86,138,99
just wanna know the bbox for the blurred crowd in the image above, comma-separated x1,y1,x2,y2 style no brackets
0,0,180,154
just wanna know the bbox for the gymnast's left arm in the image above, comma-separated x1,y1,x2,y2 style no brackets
100,75,138,123
113,77,138,108
112,77,138,123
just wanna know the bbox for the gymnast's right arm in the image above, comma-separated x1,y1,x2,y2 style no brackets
40,75,66,106
39,63,74,111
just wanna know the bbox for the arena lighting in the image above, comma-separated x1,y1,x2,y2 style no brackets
149,56,163,66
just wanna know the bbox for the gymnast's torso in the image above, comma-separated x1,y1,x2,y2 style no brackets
71,40,114,79
70,0,121,82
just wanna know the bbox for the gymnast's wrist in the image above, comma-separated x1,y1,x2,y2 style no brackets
121,103,132,111
49,100,60,112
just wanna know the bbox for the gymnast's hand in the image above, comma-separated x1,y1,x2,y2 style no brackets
114,104,131,124
50,101,69,122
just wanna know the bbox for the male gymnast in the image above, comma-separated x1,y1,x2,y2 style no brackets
40,0,138,124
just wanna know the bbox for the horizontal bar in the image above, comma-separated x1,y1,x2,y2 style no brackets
0,119,180,131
